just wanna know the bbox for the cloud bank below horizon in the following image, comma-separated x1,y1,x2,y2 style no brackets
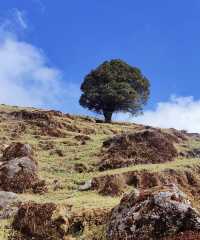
117,96,200,133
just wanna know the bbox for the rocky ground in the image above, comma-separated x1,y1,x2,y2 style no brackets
1,104,200,239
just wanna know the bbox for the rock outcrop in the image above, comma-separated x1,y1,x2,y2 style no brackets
0,142,46,193
11,201,109,240
162,231,200,240
10,109,66,137
107,185,200,240
92,174,126,196
99,129,178,170
0,191,19,219
9,109,96,137
12,202,69,240
92,167,200,197
0,191,18,209
2,142,34,161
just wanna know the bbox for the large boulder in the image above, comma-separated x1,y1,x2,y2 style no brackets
0,143,46,193
0,156,38,193
11,202,69,240
107,184,200,240
11,202,110,240
2,142,34,161
99,129,178,170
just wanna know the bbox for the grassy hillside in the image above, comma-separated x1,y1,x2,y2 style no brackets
0,104,200,239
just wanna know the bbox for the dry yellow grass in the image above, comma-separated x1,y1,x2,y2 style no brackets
0,104,200,239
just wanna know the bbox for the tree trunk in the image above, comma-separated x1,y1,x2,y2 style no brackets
103,111,113,123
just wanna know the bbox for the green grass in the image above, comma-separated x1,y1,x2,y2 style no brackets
97,157,200,177
0,219,11,240
1,104,200,239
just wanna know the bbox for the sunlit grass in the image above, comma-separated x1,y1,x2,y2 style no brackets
0,219,11,240
1,104,200,239
97,157,200,177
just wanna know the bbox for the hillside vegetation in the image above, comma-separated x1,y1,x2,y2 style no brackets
0,104,200,239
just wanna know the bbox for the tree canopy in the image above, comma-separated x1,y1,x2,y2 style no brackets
79,59,150,122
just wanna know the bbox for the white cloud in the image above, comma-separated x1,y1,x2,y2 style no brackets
14,9,27,29
0,12,66,108
117,96,200,133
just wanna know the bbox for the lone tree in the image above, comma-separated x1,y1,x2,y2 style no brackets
79,59,150,123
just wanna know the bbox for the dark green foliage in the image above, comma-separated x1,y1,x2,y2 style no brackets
79,59,150,122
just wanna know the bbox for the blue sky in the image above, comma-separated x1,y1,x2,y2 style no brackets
0,1,200,131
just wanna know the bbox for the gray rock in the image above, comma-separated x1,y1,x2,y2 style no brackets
0,156,37,178
0,156,38,193
2,142,33,161
0,191,19,219
0,191,18,209
107,184,200,240
79,180,92,191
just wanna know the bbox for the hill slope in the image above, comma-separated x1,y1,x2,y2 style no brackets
0,104,200,239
